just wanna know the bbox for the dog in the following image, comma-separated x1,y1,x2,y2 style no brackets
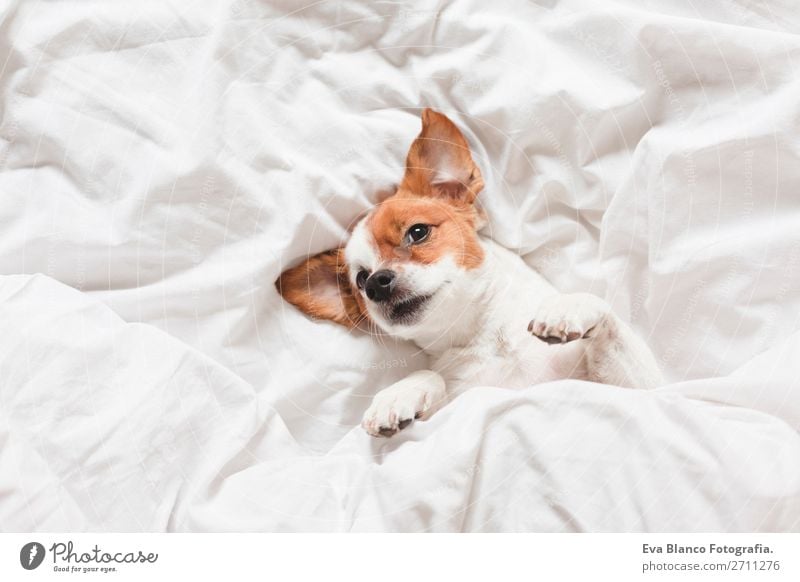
276,109,663,437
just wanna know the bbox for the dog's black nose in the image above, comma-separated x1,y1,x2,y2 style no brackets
365,269,396,302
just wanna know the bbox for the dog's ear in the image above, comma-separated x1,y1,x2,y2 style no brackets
275,248,366,328
400,109,484,204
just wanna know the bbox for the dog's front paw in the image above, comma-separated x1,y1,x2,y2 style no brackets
527,293,611,345
361,371,446,437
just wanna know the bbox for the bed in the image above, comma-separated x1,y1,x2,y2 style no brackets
1,0,799,531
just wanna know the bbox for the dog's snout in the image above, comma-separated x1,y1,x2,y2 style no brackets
365,269,396,302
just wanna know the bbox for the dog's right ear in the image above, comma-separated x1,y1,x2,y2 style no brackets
275,248,367,329
401,109,484,204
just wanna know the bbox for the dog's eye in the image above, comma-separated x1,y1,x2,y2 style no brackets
406,224,430,244
356,269,369,289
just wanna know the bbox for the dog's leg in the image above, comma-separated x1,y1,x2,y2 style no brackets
361,369,447,437
527,293,663,388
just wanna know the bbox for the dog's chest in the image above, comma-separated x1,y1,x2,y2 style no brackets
424,240,589,392
431,323,587,393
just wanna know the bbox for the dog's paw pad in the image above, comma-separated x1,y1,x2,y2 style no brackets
361,403,420,437
362,388,426,438
376,416,413,437
539,334,566,345
362,373,446,438
528,293,610,345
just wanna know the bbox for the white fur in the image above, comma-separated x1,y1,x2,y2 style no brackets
347,226,664,438
360,370,446,436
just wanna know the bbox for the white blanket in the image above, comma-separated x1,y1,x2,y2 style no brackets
1,0,799,531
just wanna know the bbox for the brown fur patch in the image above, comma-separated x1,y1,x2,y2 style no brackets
401,109,484,203
275,248,368,328
367,109,485,269
368,194,484,269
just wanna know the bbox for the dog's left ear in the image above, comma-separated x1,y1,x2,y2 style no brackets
275,248,365,328
401,109,484,204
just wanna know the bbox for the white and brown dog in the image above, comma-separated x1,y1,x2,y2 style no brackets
277,109,663,437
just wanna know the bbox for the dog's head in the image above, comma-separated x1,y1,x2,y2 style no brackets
276,109,486,339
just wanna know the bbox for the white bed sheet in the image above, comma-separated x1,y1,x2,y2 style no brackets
1,0,799,531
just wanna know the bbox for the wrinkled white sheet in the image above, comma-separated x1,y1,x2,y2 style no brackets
1,0,799,531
